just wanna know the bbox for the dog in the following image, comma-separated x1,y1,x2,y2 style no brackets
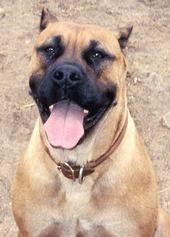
12,8,170,237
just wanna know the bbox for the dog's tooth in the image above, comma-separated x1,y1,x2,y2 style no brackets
84,109,89,114
49,105,53,112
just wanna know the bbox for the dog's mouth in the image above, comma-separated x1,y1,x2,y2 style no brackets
36,99,111,149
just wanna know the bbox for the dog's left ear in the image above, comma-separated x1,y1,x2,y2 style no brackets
117,25,133,49
40,8,57,31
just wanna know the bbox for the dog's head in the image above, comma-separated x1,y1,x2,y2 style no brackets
29,8,132,150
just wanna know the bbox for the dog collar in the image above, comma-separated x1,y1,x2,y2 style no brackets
56,114,128,183
42,114,128,184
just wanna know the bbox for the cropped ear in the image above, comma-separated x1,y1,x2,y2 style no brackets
40,8,57,31
117,25,133,49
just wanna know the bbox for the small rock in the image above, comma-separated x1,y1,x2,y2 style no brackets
0,7,5,18
0,53,6,70
146,72,150,77
128,95,135,102
162,112,170,129
133,77,141,84
164,56,167,61
106,9,114,15
25,39,31,45
133,77,138,84
0,53,6,62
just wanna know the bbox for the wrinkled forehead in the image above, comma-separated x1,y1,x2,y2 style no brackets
35,22,121,55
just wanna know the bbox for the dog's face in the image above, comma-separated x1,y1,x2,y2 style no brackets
29,9,132,150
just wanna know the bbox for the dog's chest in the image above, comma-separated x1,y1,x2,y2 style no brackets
38,220,116,237
36,179,126,237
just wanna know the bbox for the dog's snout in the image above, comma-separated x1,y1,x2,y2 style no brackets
53,64,82,87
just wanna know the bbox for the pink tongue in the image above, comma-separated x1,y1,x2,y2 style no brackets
44,101,85,149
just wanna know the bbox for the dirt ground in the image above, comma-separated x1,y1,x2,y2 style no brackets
0,0,170,236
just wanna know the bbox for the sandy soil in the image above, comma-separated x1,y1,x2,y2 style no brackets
0,0,169,236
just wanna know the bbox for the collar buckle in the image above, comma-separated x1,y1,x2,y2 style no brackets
78,166,85,184
62,162,76,181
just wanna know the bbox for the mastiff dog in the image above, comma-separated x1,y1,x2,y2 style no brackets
12,8,170,237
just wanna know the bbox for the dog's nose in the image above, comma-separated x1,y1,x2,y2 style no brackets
53,63,82,87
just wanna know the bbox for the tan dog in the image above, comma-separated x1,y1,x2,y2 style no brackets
12,8,170,237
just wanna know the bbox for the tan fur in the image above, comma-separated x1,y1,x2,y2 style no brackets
12,20,170,237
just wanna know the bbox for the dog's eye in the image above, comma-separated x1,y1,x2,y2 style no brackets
83,49,110,68
39,45,64,62
89,51,106,64
44,47,56,58
82,39,116,68
37,36,65,63
90,52,105,60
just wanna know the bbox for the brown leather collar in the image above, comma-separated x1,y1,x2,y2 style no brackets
42,115,128,183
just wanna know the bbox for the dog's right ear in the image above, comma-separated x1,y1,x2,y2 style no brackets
40,8,57,31
117,25,133,49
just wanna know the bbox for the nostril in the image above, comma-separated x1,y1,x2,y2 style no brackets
69,72,80,82
54,71,64,80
